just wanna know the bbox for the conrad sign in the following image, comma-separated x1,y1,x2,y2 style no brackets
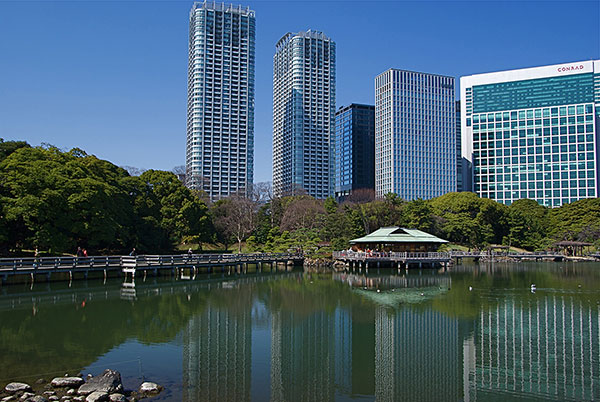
557,64,585,72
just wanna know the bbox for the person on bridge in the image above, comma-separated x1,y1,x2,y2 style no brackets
129,248,136,256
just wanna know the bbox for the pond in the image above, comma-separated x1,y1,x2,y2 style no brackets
1,261,599,401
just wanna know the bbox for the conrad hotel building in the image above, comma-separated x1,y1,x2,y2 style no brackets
460,60,600,207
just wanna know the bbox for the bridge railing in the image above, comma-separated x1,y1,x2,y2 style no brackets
0,252,304,273
0,256,124,272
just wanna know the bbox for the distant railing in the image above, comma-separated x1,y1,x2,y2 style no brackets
332,250,580,261
332,251,450,261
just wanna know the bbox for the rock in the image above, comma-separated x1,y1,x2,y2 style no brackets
84,392,107,402
42,392,55,397
19,393,34,401
27,396,49,402
77,371,121,396
108,395,126,402
137,382,162,397
2,396,17,402
48,397,59,401
72,397,84,402
66,390,76,397
35,379,46,385
51,378,84,389
5,384,32,394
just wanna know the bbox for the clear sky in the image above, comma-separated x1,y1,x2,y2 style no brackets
0,0,598,183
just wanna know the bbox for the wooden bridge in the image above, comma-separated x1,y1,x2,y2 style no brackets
448,250,587,262
0,253,304,285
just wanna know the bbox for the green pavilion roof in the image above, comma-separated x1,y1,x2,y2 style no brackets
350,227,448,244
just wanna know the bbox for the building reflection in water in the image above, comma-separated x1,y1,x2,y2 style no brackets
375,306,465,402
270,309,336,401
178,272,600,402
465,296,600,401
182,303,252,401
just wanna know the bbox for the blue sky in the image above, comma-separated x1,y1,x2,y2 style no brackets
0,0,598,183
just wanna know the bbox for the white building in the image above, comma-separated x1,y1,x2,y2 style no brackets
374,69,456,200
273,30,336,198
186,2,256,200
460,60,600,206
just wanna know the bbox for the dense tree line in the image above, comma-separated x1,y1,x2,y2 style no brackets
0,140,210,255
243,189,599,253
1,139,598,256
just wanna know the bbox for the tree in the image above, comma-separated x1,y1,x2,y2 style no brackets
212,193,258,253
429,192,509,248
506,199,549,250
355,199,403,234
0,145,132,253
280,197,325,232
140,170,210,249
0,139,30,163
549,198,600,244
404,198,433,231
120,166,147,177
344,188,375,204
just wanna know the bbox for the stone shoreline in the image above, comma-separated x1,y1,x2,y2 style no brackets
1,370,162,402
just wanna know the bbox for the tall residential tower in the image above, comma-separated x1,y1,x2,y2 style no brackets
186,2,256,200
374,69,456,200
273,30,336,198
461,60,600,206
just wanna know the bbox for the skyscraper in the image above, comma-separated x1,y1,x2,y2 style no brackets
186,2,255,200
273,30,336,198
335,104,375,200
460,60,600,207
374,69,456,200
456,100,463,192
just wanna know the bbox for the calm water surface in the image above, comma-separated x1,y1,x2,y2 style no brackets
1,262,600,401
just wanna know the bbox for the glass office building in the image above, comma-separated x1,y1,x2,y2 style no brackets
460,60,600,206
374,69,456,200
186,2,255,200
273,30,336,198
335,104,375,200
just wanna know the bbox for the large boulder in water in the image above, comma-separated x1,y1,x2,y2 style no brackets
77,370,122,396
138,382,162,396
